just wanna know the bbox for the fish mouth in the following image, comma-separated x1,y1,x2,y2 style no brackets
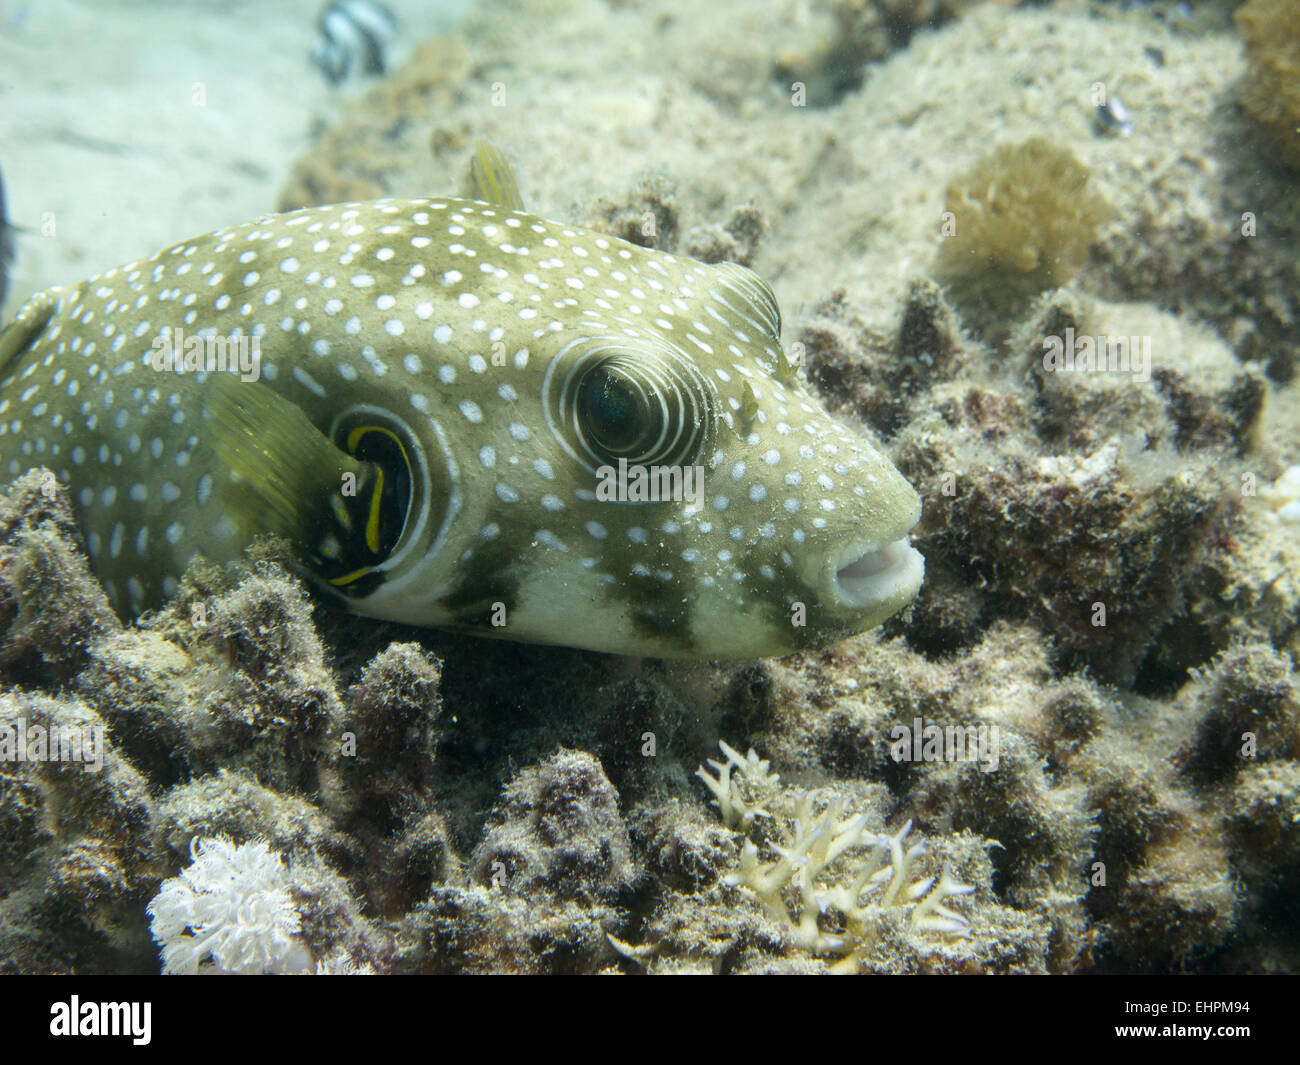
829,535,925,612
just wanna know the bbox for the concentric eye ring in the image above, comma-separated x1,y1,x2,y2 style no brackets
543,338,718,478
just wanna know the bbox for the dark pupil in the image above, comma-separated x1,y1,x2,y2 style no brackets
581,369,643,454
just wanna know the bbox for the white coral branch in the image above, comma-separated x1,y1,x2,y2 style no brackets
701,742,977,964
695,740,778,829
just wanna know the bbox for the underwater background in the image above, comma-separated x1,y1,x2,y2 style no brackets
0,0,1297,974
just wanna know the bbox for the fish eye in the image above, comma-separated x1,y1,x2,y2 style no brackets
577,363,659,460
547,342,719,476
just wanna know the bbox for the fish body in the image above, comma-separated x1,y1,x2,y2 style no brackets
312,0,397,85
0,189,923,658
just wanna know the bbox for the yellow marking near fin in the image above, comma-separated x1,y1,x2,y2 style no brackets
328,566,374,588
346,424,406,459
366,466,384,554
344,424,407,555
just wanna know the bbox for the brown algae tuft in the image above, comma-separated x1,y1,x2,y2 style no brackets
1235,0,1300,170
936,137,1111,326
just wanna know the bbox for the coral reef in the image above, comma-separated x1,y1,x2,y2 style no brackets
395,750,638,975
645,728,1067,974
3,0,1299,977
0,684,156,974
698,742,976,971
1,458,1298,973
907,433,1235,685
147,836,378,975
0,470,121,685
797,280,1259,689
803,280,967,438
735,612,1298,972
469,749,636,904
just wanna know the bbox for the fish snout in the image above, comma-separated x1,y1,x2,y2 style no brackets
827,536,925,616
821,475,924,623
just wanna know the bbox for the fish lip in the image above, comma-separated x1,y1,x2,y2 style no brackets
827,532,925,612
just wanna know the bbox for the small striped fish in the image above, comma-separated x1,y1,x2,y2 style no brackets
0,149,923,658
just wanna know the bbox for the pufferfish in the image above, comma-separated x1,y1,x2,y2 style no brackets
0,147,924,658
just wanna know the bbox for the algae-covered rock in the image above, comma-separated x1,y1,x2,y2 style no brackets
802,281,967,438
0,690,158,972
1105,834,1238,969
0,469,120,685
1174,641,1300,785
899,431,1237,685
1235,0,1300,170
195,567,346,795
343,642,443,816
156,770,360,871
469,749,636,904
401,884,617,975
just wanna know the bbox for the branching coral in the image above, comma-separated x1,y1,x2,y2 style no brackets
698,742,973,972
695,740,780,830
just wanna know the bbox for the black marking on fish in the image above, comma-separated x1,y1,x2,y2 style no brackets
0,168,13,310
441,537,522,633
625,572,697,651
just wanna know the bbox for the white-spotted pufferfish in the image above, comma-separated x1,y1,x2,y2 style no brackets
0,147,924,657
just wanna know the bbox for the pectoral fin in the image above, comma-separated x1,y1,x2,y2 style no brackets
202,374,407,594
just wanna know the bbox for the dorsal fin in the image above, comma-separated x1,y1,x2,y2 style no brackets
463,140,525,211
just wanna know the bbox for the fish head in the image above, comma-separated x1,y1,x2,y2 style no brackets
316,204,923,658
